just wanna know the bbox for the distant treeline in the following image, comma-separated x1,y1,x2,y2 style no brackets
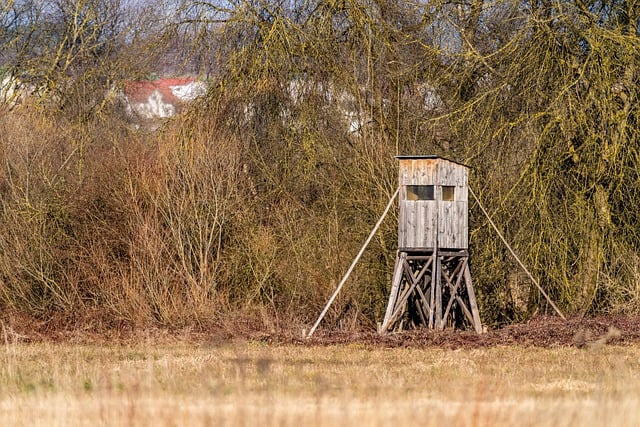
0,0,638,332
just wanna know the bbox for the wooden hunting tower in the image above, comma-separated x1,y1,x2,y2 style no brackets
380,156,482,334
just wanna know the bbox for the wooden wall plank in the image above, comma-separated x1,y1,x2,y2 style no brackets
398,157,468,250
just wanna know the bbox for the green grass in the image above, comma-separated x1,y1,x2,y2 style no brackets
0,340,639,426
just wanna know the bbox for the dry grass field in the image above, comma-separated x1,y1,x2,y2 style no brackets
0,337,639,427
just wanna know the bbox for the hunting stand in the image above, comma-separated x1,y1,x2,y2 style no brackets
380,156,482,334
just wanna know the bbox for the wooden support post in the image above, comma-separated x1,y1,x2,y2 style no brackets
429,251,436,329
382,251,407,332
463,263,483,333
435,254,443,330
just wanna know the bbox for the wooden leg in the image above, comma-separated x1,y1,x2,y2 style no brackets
429,251,436,329
464,263,483,333
381,252,406,333
435,254,443,330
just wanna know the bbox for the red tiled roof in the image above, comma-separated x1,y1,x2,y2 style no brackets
123,77,197,105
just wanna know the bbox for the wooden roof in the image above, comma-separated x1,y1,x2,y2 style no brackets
395,155,469,169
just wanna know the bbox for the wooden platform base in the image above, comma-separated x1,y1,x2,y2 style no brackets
380,249,482,334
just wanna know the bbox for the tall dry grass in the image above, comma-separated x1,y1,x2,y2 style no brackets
1,341,640,426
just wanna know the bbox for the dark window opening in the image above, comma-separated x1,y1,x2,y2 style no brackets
442,186,455,201
407,185,435,201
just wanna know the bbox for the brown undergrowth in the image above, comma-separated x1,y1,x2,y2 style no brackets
2,312,639,350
